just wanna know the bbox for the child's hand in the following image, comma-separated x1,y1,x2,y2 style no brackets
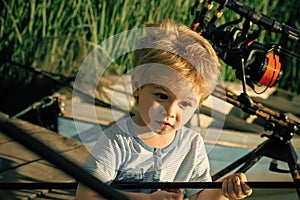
150,189,183,200
222,173,252,199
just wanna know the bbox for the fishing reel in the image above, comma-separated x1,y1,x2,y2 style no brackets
210,26,282,89
191,0,284,91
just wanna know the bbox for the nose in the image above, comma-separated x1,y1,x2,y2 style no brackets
163,100,178,118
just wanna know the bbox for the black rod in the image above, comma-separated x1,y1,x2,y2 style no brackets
112,181,300,189
213,0,300,41
1,181,300,190
0,117,129,200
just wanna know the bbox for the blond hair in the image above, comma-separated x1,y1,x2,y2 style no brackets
133,19,221,103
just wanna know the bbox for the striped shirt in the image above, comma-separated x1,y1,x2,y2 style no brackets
84,117,212,198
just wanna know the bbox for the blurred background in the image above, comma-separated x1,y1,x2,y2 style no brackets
1,0,300,125
1,1,300,199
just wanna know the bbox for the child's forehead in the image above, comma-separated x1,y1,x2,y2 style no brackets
132,63,199,98
133,63,188,83
148,83,198,100
148,83,168,90
147,83,179,94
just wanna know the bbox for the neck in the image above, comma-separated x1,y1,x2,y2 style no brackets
130,117,177,148
141,133,176,148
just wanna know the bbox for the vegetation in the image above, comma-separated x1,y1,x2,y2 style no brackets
1,0,300,94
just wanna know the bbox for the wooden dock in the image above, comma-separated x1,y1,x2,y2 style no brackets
0,113,89,200
2,113,300,200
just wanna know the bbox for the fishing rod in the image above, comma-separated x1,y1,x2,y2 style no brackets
1,181,300,190
191,0,300,135
190,2,300,197
212,85,300,137
191,0,300,95
0,116,129,200
191,0,300,41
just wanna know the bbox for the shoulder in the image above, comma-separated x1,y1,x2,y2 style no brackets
88,117,133,152
179,126,204,143
89,117,135,159
174,126,205,153
103,117,133,139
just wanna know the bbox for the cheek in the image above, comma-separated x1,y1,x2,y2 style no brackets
181,107,197,125
139,103,162,123
148,104,164,119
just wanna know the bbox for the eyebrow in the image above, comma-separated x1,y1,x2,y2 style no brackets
185,97,197,105
151,84,168,91
151,84,198,104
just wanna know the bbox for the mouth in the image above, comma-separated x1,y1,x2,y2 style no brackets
156,121,173,128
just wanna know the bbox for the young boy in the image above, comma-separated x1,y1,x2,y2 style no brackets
76,19,252,200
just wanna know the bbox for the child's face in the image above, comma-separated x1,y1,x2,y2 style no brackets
133,82,200,135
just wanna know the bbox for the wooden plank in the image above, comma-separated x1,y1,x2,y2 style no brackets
10,189,47,200
0,161,74,183
0,116,88,170
0,112,90,199
34,189,76,200
0,140,40,171
61,100,127,125
38,145,89,168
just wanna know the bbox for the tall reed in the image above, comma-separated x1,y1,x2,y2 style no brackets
0,0,299,93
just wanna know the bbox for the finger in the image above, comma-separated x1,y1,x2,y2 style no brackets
161,188,182,194
237,173,248,183
161,189,183,200
171,192,183,200
241,182,253,196
165,190,183,200
228,176,236,197
223,178,236,198
238,173,253,197
171,189,182,194
222,179,229,198
234,176,244,199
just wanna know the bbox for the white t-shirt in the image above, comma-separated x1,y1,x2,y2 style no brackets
84,117,211,197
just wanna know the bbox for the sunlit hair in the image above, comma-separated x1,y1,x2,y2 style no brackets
133,19,221,104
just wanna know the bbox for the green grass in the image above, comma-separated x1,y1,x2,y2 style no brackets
1,0,300,94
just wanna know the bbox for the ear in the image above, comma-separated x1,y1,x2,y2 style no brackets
133,88,139,98
131,75,140,96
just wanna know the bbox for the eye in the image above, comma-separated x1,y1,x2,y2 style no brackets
154,93,168,100
179,100,192,108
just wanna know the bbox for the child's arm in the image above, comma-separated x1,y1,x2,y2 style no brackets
76,183,106,200
126,190,183,200
76,183,184,200
189,173,252,200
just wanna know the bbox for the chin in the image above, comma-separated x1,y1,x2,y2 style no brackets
157,128,176,136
